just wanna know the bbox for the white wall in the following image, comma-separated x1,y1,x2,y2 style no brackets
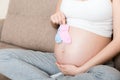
0,0,10,19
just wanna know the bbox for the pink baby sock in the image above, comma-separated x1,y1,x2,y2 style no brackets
58,24,71,44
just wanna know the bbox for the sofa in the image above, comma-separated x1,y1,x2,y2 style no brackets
0,0,120,80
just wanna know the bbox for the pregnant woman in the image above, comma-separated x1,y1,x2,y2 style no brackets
0,0,120,80
53,0,114,75
54,0,112,67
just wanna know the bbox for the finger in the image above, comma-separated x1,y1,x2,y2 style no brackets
56,62,60,66
56,63,66,70
56,63,63,70
59,65,66,69
57,65,66,71
52,17,58,24
50,16,55,23
56,62,59,64
51,14,59,24
56,63,59,67
57,14,62,24
54,15,59,24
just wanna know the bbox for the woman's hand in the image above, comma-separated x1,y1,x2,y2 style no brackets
50,11,66,25
56,62,88,76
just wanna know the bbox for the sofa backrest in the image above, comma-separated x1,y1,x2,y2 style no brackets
1,0,58,52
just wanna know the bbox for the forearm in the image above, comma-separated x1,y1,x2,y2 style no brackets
80,40,120,71
56,0,62,12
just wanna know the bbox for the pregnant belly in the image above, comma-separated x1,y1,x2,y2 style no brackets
54,26,111,67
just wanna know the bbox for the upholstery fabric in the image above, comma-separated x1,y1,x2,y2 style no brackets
114,54,120,71
1,0,58,52
0,74,10,80
0,19,4,39
0,42,21,49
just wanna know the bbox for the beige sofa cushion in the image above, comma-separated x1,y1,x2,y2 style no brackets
0,19,4,39
1,0,58,52
0,42,22,49
114,54,120,71
0,74,10,80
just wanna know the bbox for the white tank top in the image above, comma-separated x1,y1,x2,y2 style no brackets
60,0,112,37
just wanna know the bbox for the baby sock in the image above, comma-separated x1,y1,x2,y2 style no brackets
55,31,62,43
55,24,71,44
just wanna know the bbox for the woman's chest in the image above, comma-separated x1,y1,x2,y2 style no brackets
60,0,112,21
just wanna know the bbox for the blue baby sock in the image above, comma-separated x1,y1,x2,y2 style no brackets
55,31,62,43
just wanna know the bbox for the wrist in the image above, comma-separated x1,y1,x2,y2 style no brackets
78,64,92,73
55,10,61,13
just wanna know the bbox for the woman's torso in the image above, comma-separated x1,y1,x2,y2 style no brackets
54,0,112,67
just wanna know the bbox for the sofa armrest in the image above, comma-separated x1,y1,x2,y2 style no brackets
0,19,5,38
114,53,120,71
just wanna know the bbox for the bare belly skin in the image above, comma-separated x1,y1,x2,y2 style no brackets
54,26,111,67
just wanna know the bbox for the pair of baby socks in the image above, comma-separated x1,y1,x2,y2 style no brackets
55,24,71,44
